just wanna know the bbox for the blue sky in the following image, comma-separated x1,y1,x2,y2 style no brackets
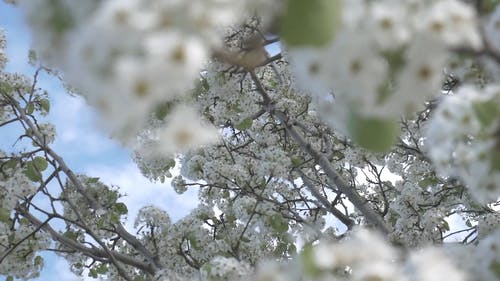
0,3,197,280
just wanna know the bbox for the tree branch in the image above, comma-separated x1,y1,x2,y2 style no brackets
298,170,355,230
4,92,160,277
275,110,391,234
247,72,391,234
18,209,156,275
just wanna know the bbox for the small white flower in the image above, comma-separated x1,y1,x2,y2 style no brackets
408,247,467,281
155,105,220,155
368,1,411,50
287,47,331,97
394,35,447,115
418,0,482,49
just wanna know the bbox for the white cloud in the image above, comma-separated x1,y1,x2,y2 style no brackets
85,162,198,228
53,258,83,281
34,253,83,281
46,86,119,156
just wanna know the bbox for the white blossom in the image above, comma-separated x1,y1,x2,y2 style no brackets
417,0,481,49
154,105,220,156
407,247,467,281
425,85,500,204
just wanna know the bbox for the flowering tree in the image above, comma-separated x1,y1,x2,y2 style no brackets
1,0,500,280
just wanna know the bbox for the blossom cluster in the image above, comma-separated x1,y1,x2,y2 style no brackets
60,175,128,239
425,85,500,204
3,0,500,280
288,0,483,127
0,159,50,279
194,227,498,281
0,221,51,280
18,0,282,149
198,228,473,281
0,166,37,210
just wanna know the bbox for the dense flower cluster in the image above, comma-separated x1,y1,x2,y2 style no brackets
425,85,500,204
61,175,128,238
288,0,482,130
0,221,51,279
0,0,499,281
18,0,283,144
0,166,36,209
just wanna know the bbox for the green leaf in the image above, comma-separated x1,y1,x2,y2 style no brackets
484,0,500,13
376,80,393,105
3,159,18,170
189,235,201,250
388,213,399,226
0,208,11,223
240,236,251,243
39,99,50,113
441,220,450,232
331,150,345,160
490,260,500,279
0,81,13,95
28,49,38,65
48,0,75,36
154,101,174,120
7,233,14,244
269,214,288,233
347,114,400,153
473,100,498,127
301,244,320,277
97,217,106,228
291,156,303,167
235,118,253,131
26,103,35,115
192,77,210,98
6,276,13,281
34,255,43,266
63,230,79,241
88,268,98,278
418,177,439,188
109,213,120,224
274,241,288,257
202,263,212,276
24,162,42,182
33,156,48,172
225,213,236,224
281,0,342,47
95,263,108,274
383,48,406,71
88,177,100,184
107,190,118,203
114,202,128,215
201,77,210,91
166,158,176,169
